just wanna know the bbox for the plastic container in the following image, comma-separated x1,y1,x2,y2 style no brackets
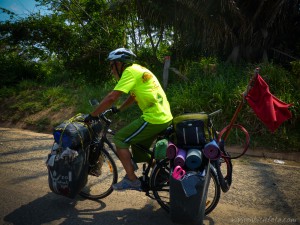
170,163,210,225
154,138,168,160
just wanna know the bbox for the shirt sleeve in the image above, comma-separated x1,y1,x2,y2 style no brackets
113,69,135,94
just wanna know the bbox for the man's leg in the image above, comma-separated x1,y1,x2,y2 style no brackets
113,146,141,190
116,147,137,181
112,118,171,190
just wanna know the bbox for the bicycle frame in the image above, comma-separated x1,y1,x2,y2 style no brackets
94,109,169,195
84,104,223,216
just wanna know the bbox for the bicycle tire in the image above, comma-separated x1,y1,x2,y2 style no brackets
79,147,118,199
150,159,221,215
150,158,171,212
205,165,221,215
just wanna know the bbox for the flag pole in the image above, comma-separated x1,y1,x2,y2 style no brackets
222,68,259,141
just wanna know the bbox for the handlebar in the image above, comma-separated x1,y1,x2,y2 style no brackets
99,109,113,124
209,109,222,117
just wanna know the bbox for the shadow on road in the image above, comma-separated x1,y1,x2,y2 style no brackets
3,193,179,225
249,161,299,219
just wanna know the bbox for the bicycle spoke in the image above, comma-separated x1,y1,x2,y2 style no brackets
80,148,118,199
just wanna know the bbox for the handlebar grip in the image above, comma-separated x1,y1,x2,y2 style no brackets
209,109,222,117
100,109,112,124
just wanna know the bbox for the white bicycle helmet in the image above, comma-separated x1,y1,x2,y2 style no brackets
107,48,136,63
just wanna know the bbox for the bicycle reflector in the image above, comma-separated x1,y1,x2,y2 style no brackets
53,131,72,148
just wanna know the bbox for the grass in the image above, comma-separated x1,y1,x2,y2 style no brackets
0,61,299,152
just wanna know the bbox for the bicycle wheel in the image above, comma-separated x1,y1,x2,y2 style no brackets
79,148,118,199
151,159,221,215
205,165,221,215
150,158,171,212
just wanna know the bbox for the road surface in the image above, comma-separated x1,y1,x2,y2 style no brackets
0,127,299,225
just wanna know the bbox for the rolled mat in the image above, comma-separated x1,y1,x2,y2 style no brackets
154,139,168,160
174,148,186,167
185,149,202,170
166,142,178,159
203,140,221,160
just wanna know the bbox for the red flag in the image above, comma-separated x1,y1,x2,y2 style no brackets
245,74,293,132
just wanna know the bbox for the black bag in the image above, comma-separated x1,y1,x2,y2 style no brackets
53,114,94,149
176,119,206,147
170,165,210,224
47,113,101,198
46,146,89,198
173,113,211,148
53,113,102,149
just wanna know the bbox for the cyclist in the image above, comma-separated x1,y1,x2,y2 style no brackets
85,48,173,190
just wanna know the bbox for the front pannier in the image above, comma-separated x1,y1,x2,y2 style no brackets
46,114,101,198
53,114,97,149
47,146,89,198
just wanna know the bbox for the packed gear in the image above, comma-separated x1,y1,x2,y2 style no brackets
46,114,102,198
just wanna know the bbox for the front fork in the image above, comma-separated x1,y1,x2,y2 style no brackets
140,163,151,193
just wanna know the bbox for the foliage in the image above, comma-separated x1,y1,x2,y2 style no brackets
0,61,299,151
165,61,299,151
0,1,299,151
1,0,299,87
290,60,300,77
0,51,46,86
0,0,126,85
136,0,300,62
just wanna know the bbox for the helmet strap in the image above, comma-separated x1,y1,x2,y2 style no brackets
115,62,127,79
113,61,121,79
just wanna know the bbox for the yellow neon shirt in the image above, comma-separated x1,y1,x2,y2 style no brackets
114,64,173,124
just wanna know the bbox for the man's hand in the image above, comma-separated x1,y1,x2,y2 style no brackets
110,106,120,114
84,114,99,123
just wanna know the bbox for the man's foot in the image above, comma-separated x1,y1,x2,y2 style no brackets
88,160,103,177
112,175,141,191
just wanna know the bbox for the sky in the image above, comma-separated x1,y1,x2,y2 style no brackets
0,0,50,21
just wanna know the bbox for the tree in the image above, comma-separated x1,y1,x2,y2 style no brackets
136,0,300,63
0,0,128,83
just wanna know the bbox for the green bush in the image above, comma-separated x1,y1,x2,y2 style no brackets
166,61,298,151
0,60,298,151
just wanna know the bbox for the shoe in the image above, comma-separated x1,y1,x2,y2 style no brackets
89,159,103,177
112,175,141,191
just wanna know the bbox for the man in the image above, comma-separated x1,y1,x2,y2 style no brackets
85,48,173,190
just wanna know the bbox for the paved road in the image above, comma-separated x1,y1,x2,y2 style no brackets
0,128,299,225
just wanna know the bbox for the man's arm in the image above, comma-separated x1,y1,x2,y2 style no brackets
91,90,123,116
118,95,136,112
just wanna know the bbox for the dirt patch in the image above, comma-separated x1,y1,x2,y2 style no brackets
0,104,299,162
0,107,75,133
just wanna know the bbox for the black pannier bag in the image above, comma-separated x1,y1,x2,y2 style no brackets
173,113,211,148
46,146,89,198
46,114,102,198
53,114,95,150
